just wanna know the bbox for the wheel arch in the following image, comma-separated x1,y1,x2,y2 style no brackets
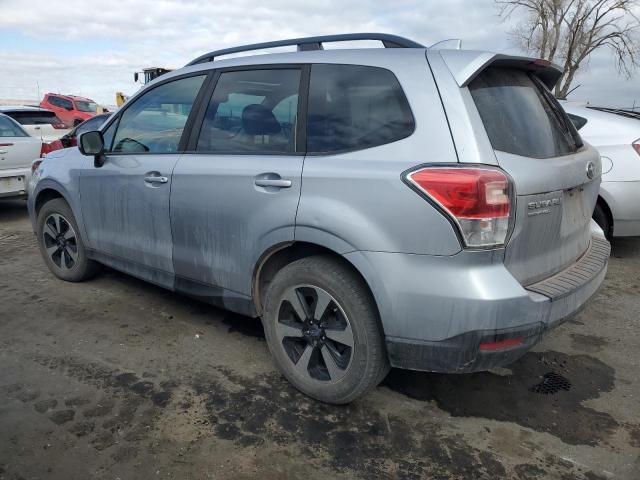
252,241,383,331
595,194,614,238
34,187,67,217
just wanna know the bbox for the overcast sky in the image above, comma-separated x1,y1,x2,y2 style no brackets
0,0,637,108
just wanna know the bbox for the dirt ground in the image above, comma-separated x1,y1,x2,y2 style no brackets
0,198,638,480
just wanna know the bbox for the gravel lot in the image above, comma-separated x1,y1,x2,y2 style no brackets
0,198,638,480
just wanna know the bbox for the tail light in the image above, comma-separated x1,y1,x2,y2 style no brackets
405,166,512,248
40,140,64,158
52,117,67,129
633,139,640,156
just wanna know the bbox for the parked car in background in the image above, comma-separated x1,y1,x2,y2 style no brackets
28,34,609,404
0,113,62,199
40,93,99,128
60,113,111,148
0,106,69,142
563,101,640,238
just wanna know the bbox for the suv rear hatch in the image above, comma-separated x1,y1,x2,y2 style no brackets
435,53,601,286
3,110,67,142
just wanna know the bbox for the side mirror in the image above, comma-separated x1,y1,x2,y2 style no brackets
78,131,106,168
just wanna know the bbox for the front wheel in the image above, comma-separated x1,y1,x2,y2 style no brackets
36,198,99,282
262,255,388,404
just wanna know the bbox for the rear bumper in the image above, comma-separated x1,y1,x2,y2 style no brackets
0,167,30,198
345,229,609,373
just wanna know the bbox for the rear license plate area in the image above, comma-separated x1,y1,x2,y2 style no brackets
0,176,25,194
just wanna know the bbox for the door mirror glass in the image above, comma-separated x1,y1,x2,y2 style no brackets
79,130,105,156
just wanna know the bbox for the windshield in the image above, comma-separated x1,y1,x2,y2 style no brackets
75,101,98,112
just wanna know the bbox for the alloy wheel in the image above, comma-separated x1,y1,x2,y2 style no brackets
276,285,354,382
42,213,79,271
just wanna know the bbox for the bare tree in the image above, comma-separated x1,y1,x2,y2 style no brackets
497,0,640,97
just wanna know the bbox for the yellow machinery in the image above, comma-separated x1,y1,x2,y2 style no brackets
115,67,173,107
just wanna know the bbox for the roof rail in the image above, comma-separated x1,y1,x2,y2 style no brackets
185,33,425,66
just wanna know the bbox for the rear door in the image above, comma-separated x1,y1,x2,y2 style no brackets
170,66,305,300
468,67,601,285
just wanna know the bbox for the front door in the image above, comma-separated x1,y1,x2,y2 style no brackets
171,67,305,307
79,73,208,288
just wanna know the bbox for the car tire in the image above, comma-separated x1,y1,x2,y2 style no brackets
36,198,99,282
262,255,388,404
593,202,612,240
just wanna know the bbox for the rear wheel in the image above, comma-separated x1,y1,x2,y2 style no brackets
262,255,388,404
593,201,612,240
36,198,99,282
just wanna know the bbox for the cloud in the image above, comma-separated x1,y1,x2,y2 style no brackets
0,0,636,108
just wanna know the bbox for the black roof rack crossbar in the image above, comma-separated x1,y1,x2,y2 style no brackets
185,33,425,66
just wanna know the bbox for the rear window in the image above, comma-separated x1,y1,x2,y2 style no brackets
0,116,28,137
307,64,414,153
469,67,581,158
5,111,62,126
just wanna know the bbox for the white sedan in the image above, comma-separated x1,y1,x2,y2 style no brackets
0,113,58,199
562,101,640,238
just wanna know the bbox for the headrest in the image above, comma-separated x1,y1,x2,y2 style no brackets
241,104,281,135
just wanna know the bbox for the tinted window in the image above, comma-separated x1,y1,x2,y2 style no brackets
0,116,28,137
307,65,414,153
50,96,73,109
111,75,206,153
75,101,98,113
196,69,300,153
469,67,581,158
5,111,61,125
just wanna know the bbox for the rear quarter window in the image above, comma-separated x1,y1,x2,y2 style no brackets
307,64,415,153
469,67,581,159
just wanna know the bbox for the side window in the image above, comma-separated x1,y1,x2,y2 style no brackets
196,69,301,154
48,96,61,108
307,64,414,153
59,98,73,110
111,75,206,154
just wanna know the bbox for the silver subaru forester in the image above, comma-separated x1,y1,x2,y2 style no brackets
28,34,610,404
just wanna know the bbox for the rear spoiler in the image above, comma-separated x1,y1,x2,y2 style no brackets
438,50,563,90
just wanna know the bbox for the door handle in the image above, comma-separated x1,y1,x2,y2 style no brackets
254,179,292,188
144,175,168,184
